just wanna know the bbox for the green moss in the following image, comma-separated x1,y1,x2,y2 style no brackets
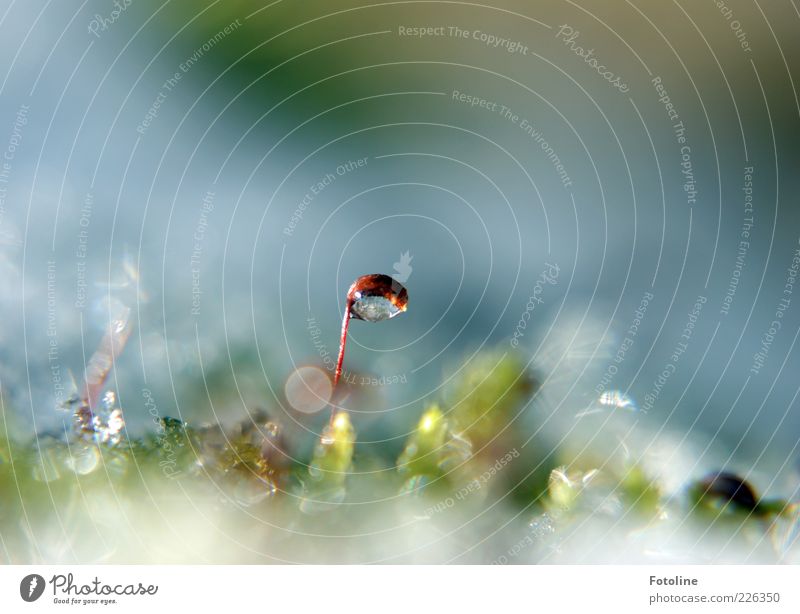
445,351,534,445
620,465,662,519
0,347,794,562
397,404,449,479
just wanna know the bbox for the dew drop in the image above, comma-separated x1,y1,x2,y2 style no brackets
233,475,277,507
299,485,346,514
438,431,473,473
575,390,638,418
101,390,116,411
529,512,556,538
352,295,401,322
527,513,560,557
32,443,63,483
65,444,100,475
264,421,279,438
400,474,434,497
599,390,637,411
92,406,125,446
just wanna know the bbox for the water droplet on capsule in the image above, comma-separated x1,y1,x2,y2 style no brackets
348,274,408,323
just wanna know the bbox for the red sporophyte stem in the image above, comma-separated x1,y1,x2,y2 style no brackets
331,287,360,427
330,300,352,426
334,301,352,390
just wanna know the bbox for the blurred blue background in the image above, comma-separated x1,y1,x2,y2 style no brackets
1,0,799,493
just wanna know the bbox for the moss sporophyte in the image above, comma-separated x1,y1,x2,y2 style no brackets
331,273,408,424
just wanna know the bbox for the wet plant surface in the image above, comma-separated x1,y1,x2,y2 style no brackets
2,348,797,564
1,0,799,572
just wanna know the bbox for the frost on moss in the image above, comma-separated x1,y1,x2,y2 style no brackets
0,347,797,563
